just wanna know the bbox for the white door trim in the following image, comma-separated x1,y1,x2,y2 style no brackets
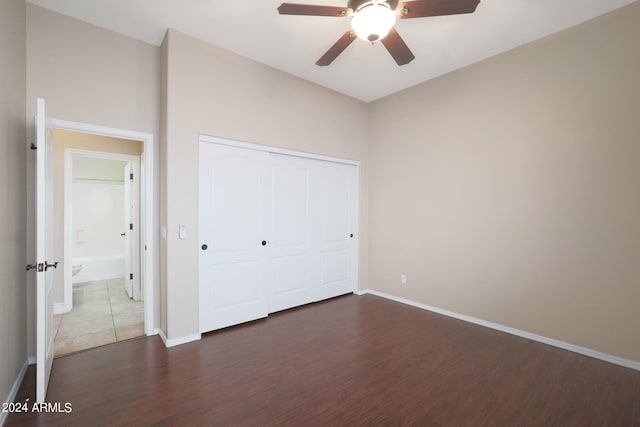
50,118,156,335
200,134,360,166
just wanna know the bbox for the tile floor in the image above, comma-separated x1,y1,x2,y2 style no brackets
53,278,144,356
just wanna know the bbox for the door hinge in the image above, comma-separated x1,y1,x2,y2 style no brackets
130,173,134,181
129,273,134,280
30,143,37,150
129,223,133,230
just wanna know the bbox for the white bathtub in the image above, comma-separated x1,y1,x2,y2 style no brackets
72,255,125,284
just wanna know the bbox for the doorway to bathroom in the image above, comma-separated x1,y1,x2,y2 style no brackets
52,129,146,355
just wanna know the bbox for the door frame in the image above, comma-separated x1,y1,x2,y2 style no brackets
50,118,156,335
63,150,141,310
200,134,361,167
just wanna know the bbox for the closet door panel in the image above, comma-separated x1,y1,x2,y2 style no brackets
320,250,349,285
268,154,316,312
199,143,270,333
270,255,307,295
320,169,350,243
316,162,357,301
212,156,261,253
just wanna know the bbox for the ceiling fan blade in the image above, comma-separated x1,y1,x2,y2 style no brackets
316,31,357,66
381,27,415,66
278,3,350,17
398,0,480,19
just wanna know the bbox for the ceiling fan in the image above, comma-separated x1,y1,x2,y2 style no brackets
278,0,480,66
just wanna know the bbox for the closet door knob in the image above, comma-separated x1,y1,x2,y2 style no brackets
201,244,208,251
261,240,267,246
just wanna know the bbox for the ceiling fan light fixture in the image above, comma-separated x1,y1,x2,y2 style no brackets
351,2,396,43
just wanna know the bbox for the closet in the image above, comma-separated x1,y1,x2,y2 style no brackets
198,138,357,333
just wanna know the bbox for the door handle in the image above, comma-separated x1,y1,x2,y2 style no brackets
45,261,59,271
26,263,43,272
121,233,126,236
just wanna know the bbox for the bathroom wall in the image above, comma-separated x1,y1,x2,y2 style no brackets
72,157,127,258
72,157,128,283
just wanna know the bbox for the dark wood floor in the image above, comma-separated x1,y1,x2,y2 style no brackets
7,294,640,426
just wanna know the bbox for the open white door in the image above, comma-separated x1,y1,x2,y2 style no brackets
34,98,55,403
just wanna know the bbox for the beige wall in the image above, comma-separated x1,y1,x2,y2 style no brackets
26,4,160,356
0,0,27,409
162,30,369,340
51,130,143,304
369,2,640,362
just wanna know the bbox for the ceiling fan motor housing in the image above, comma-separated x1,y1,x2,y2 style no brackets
347,0,399,12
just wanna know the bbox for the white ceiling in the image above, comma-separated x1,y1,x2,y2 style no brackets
27,0,637,102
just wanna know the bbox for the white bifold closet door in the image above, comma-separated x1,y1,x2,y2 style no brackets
199,141,357,334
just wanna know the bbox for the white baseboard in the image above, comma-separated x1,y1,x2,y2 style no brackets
359,289,640,372
158,329,168,346
145,328,160,337
27,356,36,366
159,330,201,348
0,359,29,426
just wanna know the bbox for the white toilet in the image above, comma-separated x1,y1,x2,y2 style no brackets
72,264,83,276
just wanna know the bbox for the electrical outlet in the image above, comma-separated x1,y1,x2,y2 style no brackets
401,274,407,285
